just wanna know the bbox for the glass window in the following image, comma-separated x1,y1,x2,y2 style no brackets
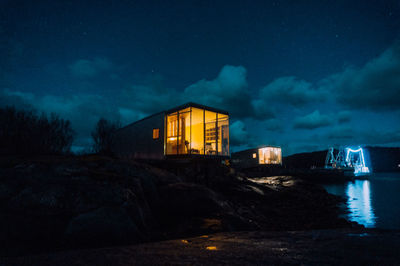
166,112,178,154
217,113,229,156
153,128,159,139
205,110,217,155
191,107,204,154
252,153,256,158
258,147,282,164
178,108,191,154
165,106,229,156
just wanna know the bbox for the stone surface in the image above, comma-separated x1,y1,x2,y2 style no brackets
65,206,141,246
2,229,400,265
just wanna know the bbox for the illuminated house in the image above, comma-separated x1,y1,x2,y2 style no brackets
112,102,229,159
231,146,282,168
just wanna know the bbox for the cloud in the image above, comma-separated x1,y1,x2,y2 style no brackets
326,125,354,140
230,120,249,146
251,99,276,120
325,126,400,146
183,65,256,118
337,110,351,123
0,89,35,110
367,130,400,145
69,57,113,78
263,119,284,132
323,42,400,111
259,76,325,106
120,83,180,115
119,65,265,120
294,110,332,129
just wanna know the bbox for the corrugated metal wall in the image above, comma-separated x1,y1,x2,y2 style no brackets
113,112,165,159
231,148,259,168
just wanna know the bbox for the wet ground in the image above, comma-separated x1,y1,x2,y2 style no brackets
2,229,400,265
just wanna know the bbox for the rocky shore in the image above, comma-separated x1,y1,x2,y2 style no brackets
0,155,351,258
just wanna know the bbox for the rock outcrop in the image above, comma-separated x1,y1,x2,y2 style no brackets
0,155,350,256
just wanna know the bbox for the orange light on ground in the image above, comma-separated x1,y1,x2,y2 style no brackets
181,239,189,244
206,246,218,250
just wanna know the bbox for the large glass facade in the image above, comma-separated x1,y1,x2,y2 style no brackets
258,147,282,164
165,106,229,156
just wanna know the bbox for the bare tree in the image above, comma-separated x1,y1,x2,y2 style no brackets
0,106,74,155
91,118,121,155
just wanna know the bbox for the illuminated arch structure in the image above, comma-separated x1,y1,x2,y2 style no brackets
325,146,370,176
345,147,370,175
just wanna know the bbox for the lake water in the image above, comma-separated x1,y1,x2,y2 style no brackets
323,172,400,229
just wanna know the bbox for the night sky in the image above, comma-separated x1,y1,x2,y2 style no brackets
1,0,400,154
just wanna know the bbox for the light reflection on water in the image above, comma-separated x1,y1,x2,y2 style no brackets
323,172,400,229
346,180,376,228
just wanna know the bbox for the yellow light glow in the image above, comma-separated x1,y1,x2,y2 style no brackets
258,147,282,164
252,153,256,158
181,239,189,244
153,128,160,139
165,107,229,156
206,246,218,250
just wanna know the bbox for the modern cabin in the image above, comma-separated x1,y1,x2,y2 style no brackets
112,102,229,160
231,146,282,168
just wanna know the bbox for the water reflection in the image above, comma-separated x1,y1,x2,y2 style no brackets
346,180,376,228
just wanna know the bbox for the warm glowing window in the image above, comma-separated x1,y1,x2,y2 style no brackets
166,112,178,154
258,147,282,164
191,108,204,155
178,108,191,154
153,128,160,139
165,106,229,156
205,110,217,155
217,113,229,156
252,153,256,158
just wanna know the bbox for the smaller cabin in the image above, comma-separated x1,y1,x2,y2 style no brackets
231,146,282,168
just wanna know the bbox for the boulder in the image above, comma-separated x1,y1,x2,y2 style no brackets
7,185,70,215
65,206,141,247
158,182,227,218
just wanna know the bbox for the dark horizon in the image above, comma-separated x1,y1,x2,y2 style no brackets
1,0,400,155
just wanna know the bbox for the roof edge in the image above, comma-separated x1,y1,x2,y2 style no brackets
116,102,229,132
165,102,229,115
232,145,282,154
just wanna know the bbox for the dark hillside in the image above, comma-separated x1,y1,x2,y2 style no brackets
367,146,400,172
283,150,327,169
